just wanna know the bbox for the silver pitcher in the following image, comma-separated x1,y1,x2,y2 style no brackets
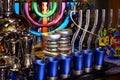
0,57,10,80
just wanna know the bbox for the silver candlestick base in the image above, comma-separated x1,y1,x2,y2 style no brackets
61,74,70,79
85,68,92,73
95,65,102,70
73,70,83,75
47,77,57,80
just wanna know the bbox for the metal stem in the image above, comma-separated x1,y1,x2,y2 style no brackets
87,9,98,50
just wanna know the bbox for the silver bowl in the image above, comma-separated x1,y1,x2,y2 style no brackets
58,47,71,51
43,50,59,57
43,33,61,41
55,29,72,37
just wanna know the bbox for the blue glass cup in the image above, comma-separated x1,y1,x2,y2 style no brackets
83,50,93,73
59,56,71,79
46,57,58,79
94,50,105,70
33,60,46,80
72,52,84,75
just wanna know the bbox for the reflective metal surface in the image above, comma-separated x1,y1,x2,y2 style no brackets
57,29,72,56
43,33,61,57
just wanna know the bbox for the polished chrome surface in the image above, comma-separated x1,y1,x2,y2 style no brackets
0,31,35,70
58,40,70,44
55,29,72,37
59,37,70,40
43,50,59,57
46,48,58,52
56,29,72,56
58,47,71,51
43,33,61,57
59,51,71,56
3,0,13,14
59,44,71,47
43,33,61,41
24,54,32,68
46,44,59,48
46,41,57,45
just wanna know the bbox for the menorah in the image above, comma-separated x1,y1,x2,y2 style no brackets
2,1,120,80
19,1,75,50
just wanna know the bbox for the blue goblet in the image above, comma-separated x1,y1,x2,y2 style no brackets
33,60,46,80
46,57,58,80
83,50,93,73
72,52,84,75
59,56,71,79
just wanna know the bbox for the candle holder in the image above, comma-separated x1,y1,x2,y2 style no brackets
59,56,71,79
46,57,58,80
56,29,72,56
83,50,93,73
43,33,61,57
72,52,84,75
33,60,46,80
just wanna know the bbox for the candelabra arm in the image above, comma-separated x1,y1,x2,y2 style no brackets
33,2,57,17
24,2,66,27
